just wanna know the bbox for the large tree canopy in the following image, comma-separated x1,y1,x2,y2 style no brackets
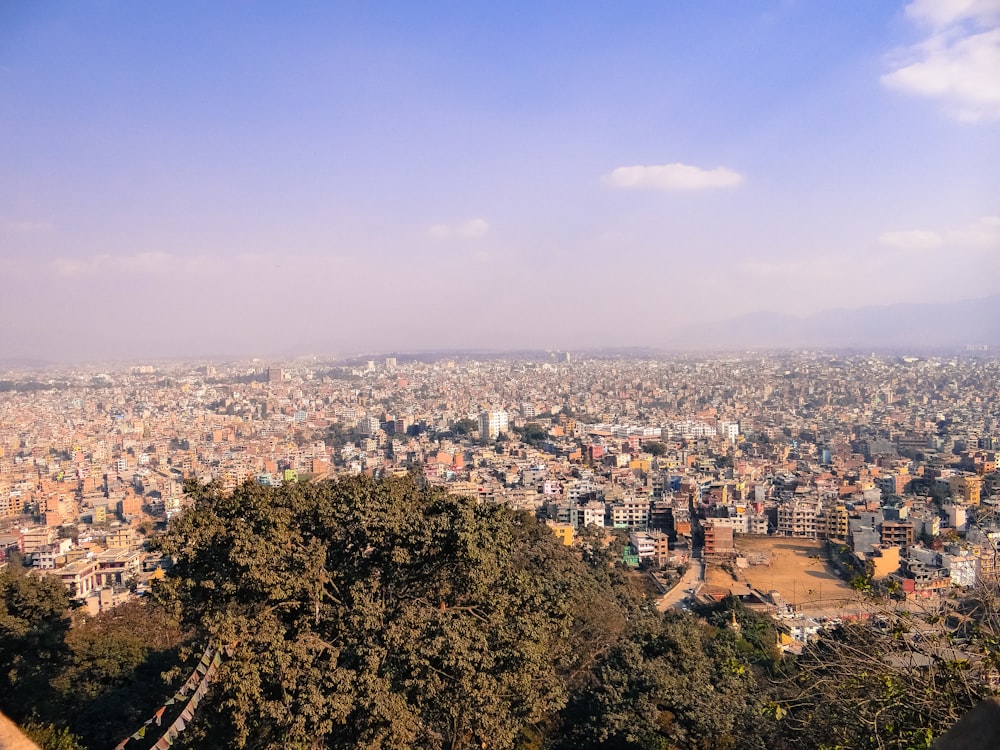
6,473,996,750
556,609,771,750
155,475,620,750
0,565,71,719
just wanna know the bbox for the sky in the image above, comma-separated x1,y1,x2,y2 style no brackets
2,0,999,362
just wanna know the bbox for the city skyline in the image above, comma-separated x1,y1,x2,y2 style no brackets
2,0,999,361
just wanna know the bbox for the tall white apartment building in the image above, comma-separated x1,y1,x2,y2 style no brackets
479,410,509,440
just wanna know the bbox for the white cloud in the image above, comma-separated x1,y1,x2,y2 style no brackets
878,216,1000,252
878,229,944,249
46,251,358,280
883,0,1000,121
50,251,183,277
2,220,52,234
905,0,1000,27
739,257,859,281
948,214,1000,245
427,218,490,240
604,163,744,190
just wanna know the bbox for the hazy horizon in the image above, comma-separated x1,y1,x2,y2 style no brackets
3,1,999,362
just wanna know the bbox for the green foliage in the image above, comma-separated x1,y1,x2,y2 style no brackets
699,595,781,665
520,423,549,444
850,575,873,592
0,565,71,719
643,441,667,457
155,475,621,750
51,599,188,749
767,622,990,750
450,418,478,435
7,472,998,750
21,721,87,750
0,565,188,750
556,611,773,750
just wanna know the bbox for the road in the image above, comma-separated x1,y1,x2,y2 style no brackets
657,554,705,612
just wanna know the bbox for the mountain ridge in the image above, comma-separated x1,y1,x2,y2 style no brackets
668,294,1000,351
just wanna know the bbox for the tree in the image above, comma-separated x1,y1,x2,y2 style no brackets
643,441,667,457
764,596,1000,750
557,610,771,750
154,475,605,750
21,721,87,750
49,599,188,749
520,423,548,445
0,565,71,721
451,418,478,436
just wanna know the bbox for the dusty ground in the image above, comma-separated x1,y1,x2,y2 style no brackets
706,537,860,617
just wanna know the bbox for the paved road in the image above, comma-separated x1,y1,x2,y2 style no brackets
657,555,705,612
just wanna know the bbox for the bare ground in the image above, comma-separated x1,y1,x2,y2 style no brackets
706,536,863,617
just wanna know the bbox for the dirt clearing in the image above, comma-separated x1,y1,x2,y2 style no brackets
706,537,859,616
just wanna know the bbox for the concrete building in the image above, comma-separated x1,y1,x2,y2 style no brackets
777,499,821,538
610,496,650,529
704,519,736,557
478,410,509,441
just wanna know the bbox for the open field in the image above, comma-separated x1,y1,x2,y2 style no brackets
706,537,863,617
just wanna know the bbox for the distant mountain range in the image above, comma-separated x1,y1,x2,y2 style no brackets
666,294,1000,352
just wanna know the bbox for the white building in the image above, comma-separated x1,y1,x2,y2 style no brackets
777,499,822,538
571,501,607,529
479,410,509,440
720,421,740,441
357,416,381,435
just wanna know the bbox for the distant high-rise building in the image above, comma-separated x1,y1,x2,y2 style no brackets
385,357,397,370
478,410,509,440
357,416,381,435
268,367,283,383
719,421,740,441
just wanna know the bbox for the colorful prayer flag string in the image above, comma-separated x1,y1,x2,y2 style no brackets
110,641,227,750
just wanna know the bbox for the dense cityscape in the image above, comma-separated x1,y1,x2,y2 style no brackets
4,0,1000,746
3,351,998,626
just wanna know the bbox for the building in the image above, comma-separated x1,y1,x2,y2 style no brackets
54,559,98,598
629,530,656,560
867,545,901,580
546,521,574,546
570,501,607,529
950,473,982,506
704,520,736,558
93,548,144,587
609,496,651,529
777,499,821,538
940,548,978,588
478,410,509,441
105,526,137,549
880,521,915,549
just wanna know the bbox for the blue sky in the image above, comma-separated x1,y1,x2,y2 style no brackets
2,0,999,361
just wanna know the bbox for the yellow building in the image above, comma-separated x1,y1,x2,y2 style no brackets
547,521,574,546
868,546,901,580
950,473,982,506
818,503,849,540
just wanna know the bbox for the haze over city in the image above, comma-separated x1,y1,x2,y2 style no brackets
2,0,999,362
